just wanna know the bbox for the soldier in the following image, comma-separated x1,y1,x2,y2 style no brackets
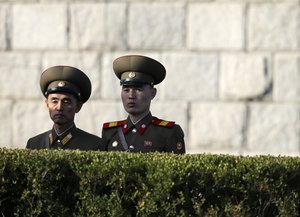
26,65,102,150
102,55,185,153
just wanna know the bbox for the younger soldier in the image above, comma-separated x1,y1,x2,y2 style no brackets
102,55,185,153
26,65,102,150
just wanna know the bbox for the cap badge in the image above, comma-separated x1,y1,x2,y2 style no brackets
128,72,136,78
58,81,66,87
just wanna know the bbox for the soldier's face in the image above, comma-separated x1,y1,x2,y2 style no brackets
46,93,82,126
121,85,156,116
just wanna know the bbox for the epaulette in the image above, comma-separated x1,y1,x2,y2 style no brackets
151,117,175,128
103,120,126,129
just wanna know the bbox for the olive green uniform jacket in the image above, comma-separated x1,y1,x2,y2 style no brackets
26,125,102,150
102,113,185,154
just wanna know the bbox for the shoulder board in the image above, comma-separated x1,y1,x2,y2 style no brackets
103,120,126,129
151,117,175,128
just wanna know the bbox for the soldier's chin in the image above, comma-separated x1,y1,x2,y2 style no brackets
52,118,66,124
125,107,138,114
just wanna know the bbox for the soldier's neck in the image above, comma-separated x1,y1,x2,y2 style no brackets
130,111,150,125
54,123,75,136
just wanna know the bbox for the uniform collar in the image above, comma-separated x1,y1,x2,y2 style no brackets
123,113,153,135
50,125,77,146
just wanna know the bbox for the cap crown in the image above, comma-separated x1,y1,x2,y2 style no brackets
40,65,91,103
113,55,166,86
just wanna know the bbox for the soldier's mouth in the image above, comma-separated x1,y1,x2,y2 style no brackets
53,114,65,118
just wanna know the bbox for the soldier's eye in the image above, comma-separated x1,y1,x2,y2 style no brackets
63,100,73,105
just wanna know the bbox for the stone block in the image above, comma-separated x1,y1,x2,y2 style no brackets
0,100,12,148
128,3,184,49
248,2,299,50
76,100,126,136
161,52,218,100
189,102,247,152
247,103,300,155
0,5,7,50
151,100,189,139
70,3,126,50
12,4,67,49
188,3,244,50
12,100,52,149
0,52,41,98
274,54,300,102
101,53,123,100
42,51,102,99
220,53,271,100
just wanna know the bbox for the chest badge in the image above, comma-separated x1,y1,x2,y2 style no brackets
144,140,153,147
112,141,118,148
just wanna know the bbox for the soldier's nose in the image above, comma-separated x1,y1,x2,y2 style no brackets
56,101,63,110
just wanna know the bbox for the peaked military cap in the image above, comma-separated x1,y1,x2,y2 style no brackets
40,65,91,103
113,55,166,86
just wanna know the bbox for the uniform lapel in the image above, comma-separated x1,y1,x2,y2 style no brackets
50,125,77,146
135,113,153,134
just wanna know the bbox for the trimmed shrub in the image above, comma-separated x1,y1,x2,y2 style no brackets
0,148,300,216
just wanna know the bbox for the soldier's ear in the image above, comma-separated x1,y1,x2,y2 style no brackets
75,101,83,113
45,99,49,109
151,87,157,99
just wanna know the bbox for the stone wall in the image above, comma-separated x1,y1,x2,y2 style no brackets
0,0,299,155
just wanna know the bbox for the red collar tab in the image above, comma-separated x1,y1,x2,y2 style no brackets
137,124,147,134
103,120,126,129
123,123,130,134
123,122,148,135
151,117,175,128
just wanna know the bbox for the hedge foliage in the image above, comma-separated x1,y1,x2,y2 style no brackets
1,148,300,216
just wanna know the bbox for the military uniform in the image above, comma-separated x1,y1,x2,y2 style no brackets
102,113,185,153
27,125,102,150
26,65,102,151
102,55,186,154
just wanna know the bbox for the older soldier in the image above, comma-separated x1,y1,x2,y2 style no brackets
26,65,102,150
102,55,185,153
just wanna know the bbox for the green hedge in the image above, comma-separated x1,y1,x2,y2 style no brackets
1,148,300,217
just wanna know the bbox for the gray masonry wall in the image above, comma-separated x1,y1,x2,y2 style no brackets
0,0,299,155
